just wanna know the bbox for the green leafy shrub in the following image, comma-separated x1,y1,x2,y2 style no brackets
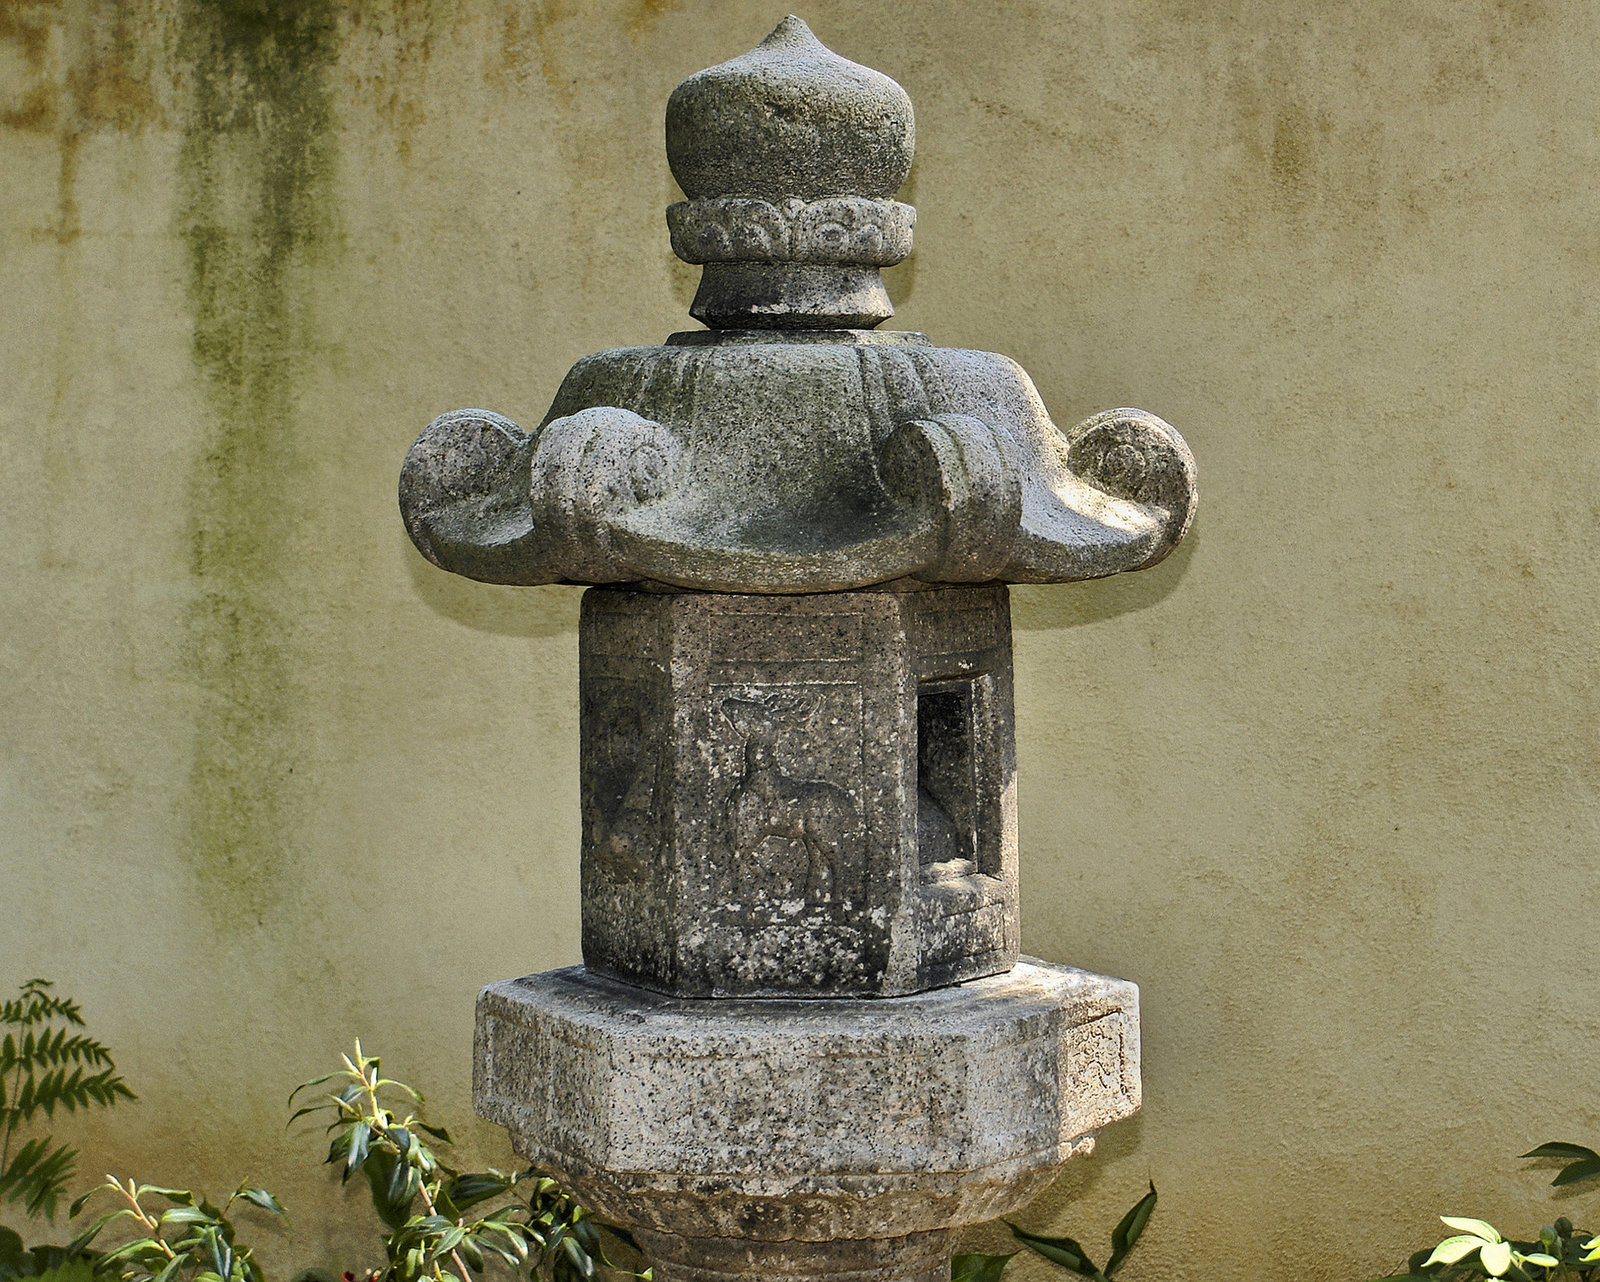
952,1183,1157,1282
1375,1142,1600,1280
0,981,135,1223
40,1043,636,1282
0,1232,96,1282
0,976,1142,1282
287,1043,640,1282
66,1179,284,1282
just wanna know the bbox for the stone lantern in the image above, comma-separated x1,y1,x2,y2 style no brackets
399,17,1196,1282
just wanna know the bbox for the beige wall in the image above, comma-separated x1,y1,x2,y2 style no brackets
3,1,1596,1278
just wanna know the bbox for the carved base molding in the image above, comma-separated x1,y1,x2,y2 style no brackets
474,960,1139,1268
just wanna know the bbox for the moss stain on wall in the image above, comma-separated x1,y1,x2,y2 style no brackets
344,0,449,164
623,0,677,40
0,0,164,244
0,0,58,134
175,0,338,925
487,0,577,100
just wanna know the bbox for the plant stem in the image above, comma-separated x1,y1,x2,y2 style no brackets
357,1059,473,1282
416,1175,474,1282
114,1179,177,1260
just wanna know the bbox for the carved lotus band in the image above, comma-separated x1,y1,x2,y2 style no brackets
668,196,915,266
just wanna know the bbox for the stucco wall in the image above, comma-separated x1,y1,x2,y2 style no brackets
3,2,1596,1278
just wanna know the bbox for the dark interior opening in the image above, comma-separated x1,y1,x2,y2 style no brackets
916,679,979,881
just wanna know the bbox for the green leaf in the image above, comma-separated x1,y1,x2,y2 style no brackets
1440,1219,1502,1242
363,1153,410,1230
66,1208,135,1255
1478,1240,1512,1276
457,1236,486,1275
32,1252,93,1282
289,1072,347,1106
1427,1236,1489,1267
474,1237,524,1270
1004,1223,1099,1277
559,1238,593,1282
135,1189,195,1206
345,1126,371,1179
159,1207,215,1226
33,1255,98,1282
0,1230,38,1282
385,1147,410,1203
68,1189,101,1220
234,1187,285,1218
951,1253,1015,1282
95,1239,164,1267
443,1174,511,1214
1522,1143,1600,1162
1105,1184,1157,1276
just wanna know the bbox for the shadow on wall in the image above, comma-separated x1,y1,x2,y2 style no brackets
1013,526,1200,633
404,526,1196,642
405,538,580,638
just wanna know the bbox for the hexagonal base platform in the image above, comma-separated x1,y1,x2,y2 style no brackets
474,960,1139,1280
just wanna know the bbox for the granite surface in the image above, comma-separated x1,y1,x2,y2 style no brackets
474,960,1140,1244
399,343,1195,592
443,20,1158,1282
579,584,1017,998
398,16,1195,594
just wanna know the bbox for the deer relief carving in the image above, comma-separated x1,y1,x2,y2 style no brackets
719,691,860,905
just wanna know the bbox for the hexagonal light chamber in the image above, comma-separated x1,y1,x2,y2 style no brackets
578,585,1019,998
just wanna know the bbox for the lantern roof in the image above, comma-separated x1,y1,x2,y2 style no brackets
399,17,1196,593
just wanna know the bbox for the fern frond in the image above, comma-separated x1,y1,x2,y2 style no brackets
0,1135,78,1220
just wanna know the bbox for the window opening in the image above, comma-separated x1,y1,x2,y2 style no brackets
916,679,979,881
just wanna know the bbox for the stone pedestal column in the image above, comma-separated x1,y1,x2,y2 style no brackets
400,15,1196,1282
